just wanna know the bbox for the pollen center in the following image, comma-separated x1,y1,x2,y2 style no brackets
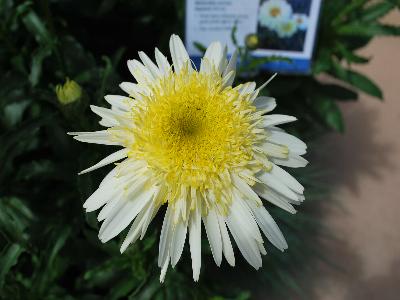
270,7,281,17
129,68,257,194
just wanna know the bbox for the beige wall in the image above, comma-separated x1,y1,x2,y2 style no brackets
312,10,400,300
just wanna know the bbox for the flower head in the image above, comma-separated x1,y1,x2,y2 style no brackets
258,0,293,30
56,78,82,105
293,13,308,31
70,34,307,282
276,19,298,38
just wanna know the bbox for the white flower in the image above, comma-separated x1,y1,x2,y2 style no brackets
70,34,307,283
276,19,298,38
258,0,293,30
293,13,308,30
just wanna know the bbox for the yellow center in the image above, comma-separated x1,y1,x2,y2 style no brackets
282,22,294,32
270,7,281,17
129,67,257,200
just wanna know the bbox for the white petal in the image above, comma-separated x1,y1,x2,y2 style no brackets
253,183,297,214
99,118,114,127
98,195,125,226
232,191,264,243
158,205,174,267
258,142,288,159
231,173,262,205
159,254,170,283
90,105,124,126
271,153,309,168
257,73,277,91
199,57,212,74
238,82,256,96
99,167,117,187
270,163,304,193
258,242,267,255
140,201,160,239
203,208,222,266
154,47,171,75
79,149,128,175
119,82,147,97
223,50,238,77
138,51,162,79
262,115,297,127
201,41,224,73
220,45,228,71
99,185,155,243
115,159,147,178
120,200,153,253
257,171,299,201
269,125,285,132
268,131,307,155
226,200,262,269
72,130,119,146
189,200,202,281
127,59,154,84
97,176,146,222
83,171,119,212
221,70,235,89
169,34,191,73
253,96,276,112
104,95,130,111
247,200,288,251
217,214,235,266
170,221,188,267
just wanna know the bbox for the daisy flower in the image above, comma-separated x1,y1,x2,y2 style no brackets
293,13,308,31
258,0,293,30
276,19,298,38
70,34,307,282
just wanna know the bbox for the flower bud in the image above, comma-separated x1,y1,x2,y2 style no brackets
245,33,259,50
56,78,82,105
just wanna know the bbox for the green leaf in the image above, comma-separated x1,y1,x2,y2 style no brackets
2,100,31,127
16,160,57,181
29,46,52,87
312,97,345,132
313,49,332,74
276,269,305,297
96,50,124,103
332,63,383,99
108,278,137,300
331,0,368,26
33,226,72,296
193,41,206,54
316,83,358,101
230,22,239,47
47,227,71,268
60,35,96,78
337,23,400,37
360,2,395,22
83,256,128,286
336,44,369,64
0,243,23,289
0,197,34,243
22,10,54,46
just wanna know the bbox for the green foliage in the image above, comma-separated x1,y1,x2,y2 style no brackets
0,0,398,299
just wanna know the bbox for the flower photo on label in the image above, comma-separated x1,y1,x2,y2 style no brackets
258,0,293,30
256,0,313,52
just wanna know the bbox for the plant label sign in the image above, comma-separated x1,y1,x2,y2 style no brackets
185,0,322,73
